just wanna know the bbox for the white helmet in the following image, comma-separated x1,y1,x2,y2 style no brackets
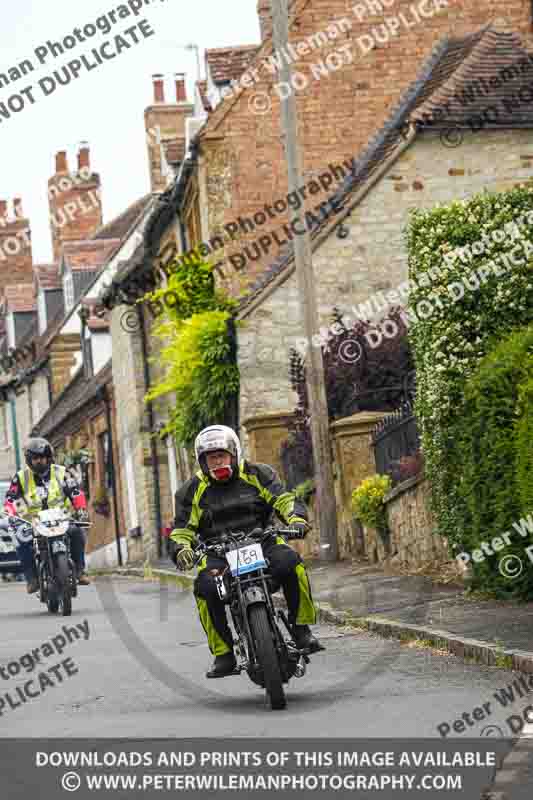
194,425,242,481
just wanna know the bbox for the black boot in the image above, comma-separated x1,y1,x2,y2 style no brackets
26,577,39,595
206,651,238,678
293,624,323,653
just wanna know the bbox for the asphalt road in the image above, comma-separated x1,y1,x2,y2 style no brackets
1,576,531,797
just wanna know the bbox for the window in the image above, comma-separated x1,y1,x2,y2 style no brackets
63,271,75,311
98,431,112,490
37,290,47,335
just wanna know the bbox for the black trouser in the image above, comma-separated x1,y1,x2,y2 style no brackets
193,538,317,656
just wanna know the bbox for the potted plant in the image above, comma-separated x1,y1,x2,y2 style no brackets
351,474,392,554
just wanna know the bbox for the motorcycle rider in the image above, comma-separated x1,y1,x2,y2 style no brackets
170,424,321,678
3,437,91,594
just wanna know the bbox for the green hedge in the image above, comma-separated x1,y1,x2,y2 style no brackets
406,187,533,553
516,376,533,516
453,326,533,597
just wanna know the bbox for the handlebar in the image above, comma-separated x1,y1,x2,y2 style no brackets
0,510,92,527
180,525,306,570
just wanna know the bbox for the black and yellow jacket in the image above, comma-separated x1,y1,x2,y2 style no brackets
170,460,308,548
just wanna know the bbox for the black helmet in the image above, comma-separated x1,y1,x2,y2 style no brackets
25,437,54,476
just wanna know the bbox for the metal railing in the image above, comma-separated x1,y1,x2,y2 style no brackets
372,401,422,485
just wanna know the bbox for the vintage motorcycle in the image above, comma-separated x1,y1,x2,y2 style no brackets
186,526,324,711
2,509,90,616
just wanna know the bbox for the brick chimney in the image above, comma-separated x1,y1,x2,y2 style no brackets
48,145,103,260
175,73,187,103
145,73,194,193
0,197,33,293
78,142,90,171
257,0,273,42
153,74,165,103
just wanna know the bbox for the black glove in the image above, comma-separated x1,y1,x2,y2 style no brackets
286,521,310,540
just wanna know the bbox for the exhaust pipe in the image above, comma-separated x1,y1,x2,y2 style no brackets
294,657,306,678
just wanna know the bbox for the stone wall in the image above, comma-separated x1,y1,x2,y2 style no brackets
360,476,451,570
237,130,533,424
110,290,178,564
383,476,450,568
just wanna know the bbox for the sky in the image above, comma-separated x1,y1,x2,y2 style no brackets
0,0,261,263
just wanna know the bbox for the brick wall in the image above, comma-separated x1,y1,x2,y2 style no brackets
0,199,33,291
238,128,533,423
200,0,533,293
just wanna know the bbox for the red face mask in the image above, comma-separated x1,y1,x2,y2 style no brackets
210,465,233,481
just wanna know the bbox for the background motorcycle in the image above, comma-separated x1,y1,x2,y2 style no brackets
2,509,91,616
184,526,324,711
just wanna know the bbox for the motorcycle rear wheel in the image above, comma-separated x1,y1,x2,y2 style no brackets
248,604,286,711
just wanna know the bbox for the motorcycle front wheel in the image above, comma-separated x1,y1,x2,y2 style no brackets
248,603,286,711
53,553,72,617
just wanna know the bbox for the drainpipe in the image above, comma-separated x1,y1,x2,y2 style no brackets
8,387,21,471
137,302,164,561
99,384,123,567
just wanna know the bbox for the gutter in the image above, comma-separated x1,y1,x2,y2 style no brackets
137,303,164,561
98,384,123,567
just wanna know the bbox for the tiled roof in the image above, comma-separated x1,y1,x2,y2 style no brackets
196,80,211,112
62,238,121,272
34,263,61,292
205,45,261,84
2,284,36,313
33,361,112,439
92,195,151,240
239,23,531,313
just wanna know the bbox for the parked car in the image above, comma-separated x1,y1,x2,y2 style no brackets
0,480,23,580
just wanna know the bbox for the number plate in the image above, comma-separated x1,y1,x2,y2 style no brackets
51,540,66,554
226,543,267,576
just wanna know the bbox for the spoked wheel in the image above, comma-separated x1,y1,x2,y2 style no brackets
248,604,286,711
54,553,72,617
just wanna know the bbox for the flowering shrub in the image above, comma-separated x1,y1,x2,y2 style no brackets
406,187,533,548
351,474,392,531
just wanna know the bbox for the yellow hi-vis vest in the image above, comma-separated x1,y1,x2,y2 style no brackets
17,464,69,519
